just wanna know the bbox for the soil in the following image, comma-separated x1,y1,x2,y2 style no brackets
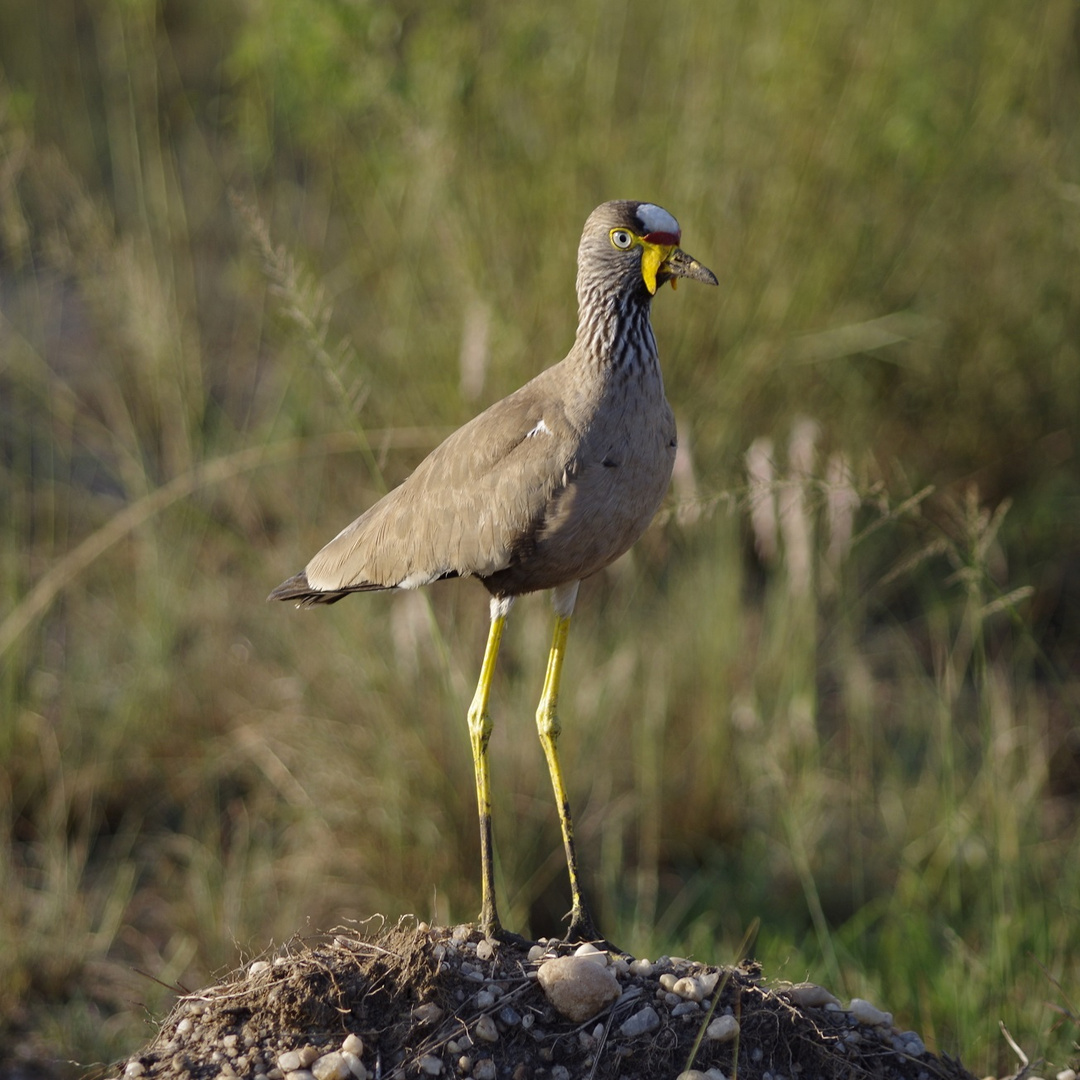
109,919,979,1080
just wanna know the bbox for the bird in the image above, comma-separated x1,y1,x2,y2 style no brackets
269,200,717,944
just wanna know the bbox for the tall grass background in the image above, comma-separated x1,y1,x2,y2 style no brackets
1,0,1079,1074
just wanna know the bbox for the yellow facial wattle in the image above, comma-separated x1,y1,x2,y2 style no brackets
639,241,676,295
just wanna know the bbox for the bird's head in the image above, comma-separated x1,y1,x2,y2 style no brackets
578,201,718,301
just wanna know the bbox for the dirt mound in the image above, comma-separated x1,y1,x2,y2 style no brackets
113,920,977,1080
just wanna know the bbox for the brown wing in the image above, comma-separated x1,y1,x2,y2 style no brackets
296,366,580,596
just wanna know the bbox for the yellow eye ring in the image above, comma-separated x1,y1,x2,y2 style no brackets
610,228,635,250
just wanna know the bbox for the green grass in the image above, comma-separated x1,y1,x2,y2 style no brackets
1,0,1079,1075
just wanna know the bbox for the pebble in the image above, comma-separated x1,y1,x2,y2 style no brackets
342,1035,363,1058
849,999,893,1027
1058,1071,1078,1080
125,1065,145,1078
473,1015,499,1043
476,938,496,961
536,955,621,1022
472,1060,496,1080
413,1003,444,1025
628,958,653,977
341,1051,366,1080
475,990,496,1009
418,1054,443,1075
896,1031,927,1056
248,961,272,979
312,1052,352,1080
619,1005,661,1038
786,983,841,1008
707,1015,740,1043
176,1018,193,1035
672,1001,701,1017
573,942,609,965
673,976,704,1002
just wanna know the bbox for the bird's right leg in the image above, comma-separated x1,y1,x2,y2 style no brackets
467,595,514,939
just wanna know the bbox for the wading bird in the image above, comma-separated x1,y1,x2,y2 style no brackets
270,200,716,942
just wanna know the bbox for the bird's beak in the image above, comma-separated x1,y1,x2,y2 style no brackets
657,247,719,291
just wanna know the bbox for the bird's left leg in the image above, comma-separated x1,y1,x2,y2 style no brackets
534,581,605,944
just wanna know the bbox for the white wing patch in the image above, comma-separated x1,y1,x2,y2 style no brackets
397,569,443,589
525,419,551,438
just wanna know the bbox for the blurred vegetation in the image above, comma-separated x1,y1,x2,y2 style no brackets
1,0,1079,1075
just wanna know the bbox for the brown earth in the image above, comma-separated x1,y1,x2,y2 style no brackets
108,919,979,1080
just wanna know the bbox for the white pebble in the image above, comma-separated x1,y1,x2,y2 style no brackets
248,961,272,979
707,1015,740,1043
475,939,495,961
342,1034,364,1057
1057,1071,1077,1080
413,1003,443,1025
536,956,621,1023
176,1018,193,1035
660,973,679,992
673,976,704,1002
849,998,893,1027
573,942,609,966
418,1054,443,1075
619,1005,661,1038
312,1052,352,1080
341,1051,367,1080
125,1065,146,1078
473,1015,499,1043
279,1051,303,1073
629,958,653,976
698,970,721,996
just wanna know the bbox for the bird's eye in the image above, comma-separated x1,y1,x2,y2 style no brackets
610,229,634,250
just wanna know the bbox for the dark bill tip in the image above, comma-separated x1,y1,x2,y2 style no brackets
662,248,719,287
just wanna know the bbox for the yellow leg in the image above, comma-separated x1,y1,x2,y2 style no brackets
535,612,602,942
467,606,506,938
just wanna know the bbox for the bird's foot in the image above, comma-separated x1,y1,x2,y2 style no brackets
478,912,536,950
564,908,630,958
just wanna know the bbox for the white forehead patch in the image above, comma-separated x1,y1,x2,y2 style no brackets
637,203,680,236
